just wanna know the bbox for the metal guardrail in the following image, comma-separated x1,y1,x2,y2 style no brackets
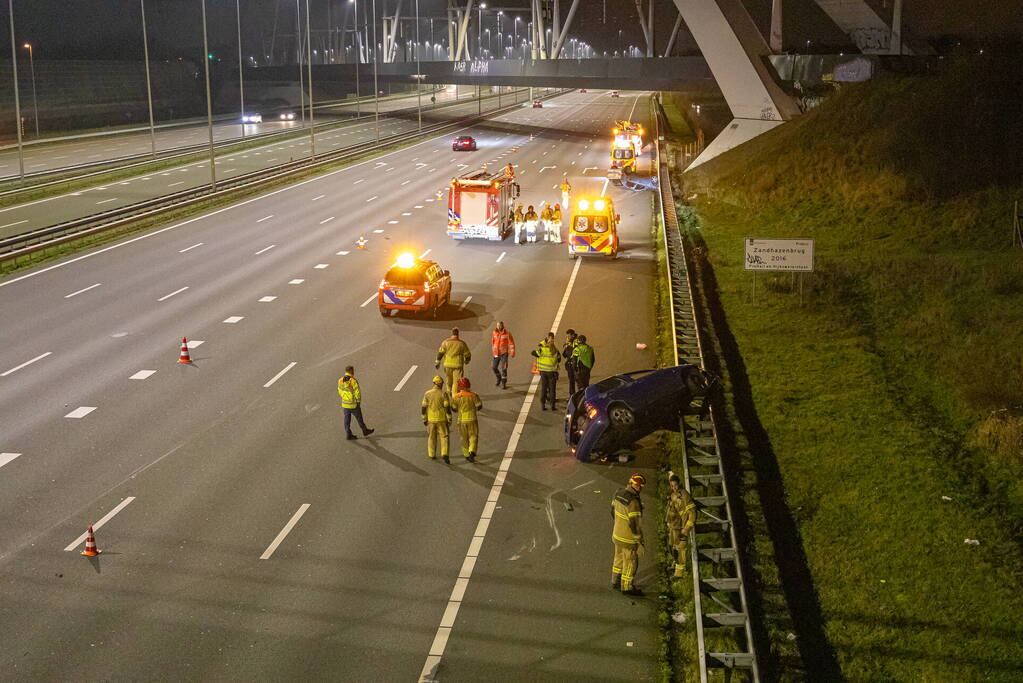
653,99,760,682
0,89,561,261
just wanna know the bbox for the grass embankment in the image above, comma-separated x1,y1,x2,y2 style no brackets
669,53,1023,679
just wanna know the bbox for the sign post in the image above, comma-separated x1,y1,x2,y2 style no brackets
744,238,815,305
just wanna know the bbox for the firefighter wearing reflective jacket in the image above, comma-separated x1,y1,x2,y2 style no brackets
514,203,526,245
611,474,645,596
451,377,483,462
421,375,452,463
540,203,555,242
666,472,696,577
532,333,561,410
524,205,539,243
436,327,471,390
550,203,563,243
491,321,516,389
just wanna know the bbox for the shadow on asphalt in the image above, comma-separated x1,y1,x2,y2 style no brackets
349,438,431,476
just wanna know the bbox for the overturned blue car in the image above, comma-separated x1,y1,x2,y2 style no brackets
564,365,713,462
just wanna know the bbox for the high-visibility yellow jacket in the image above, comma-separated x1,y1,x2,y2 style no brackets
666,487,696,534
540,207,554,221
560,181,571,194
421,387,451,423
451,390,483,423
532,341,560,373
552,208,562,222
437,336,471,368
611,486,643,545
338,374,361,409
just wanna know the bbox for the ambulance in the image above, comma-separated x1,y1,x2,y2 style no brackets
607,121,644,182
567,196,620,259
446,166,520,240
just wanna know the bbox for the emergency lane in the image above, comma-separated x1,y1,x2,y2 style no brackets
0,90,656,680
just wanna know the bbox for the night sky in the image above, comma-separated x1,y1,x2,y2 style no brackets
3,0,1020,62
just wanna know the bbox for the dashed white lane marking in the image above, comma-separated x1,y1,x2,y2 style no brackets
419,249,432,259
258,296,277,302
168,181,184,187
417,256,581,683
393,365,418,392
257,214,274,223
402,212,412,216
312,194,325,201
314,263,329,269
65,406,97,419
388,220,399,224
458,296,472,311
223,316,244,324
0,453,21,469
130,370,156,380
319,216,336,224
64,496,136,551
288,279,305,285
260,503,310,559
179,242,203,253
582,166,599,174
186,340,205,349
353,178,365,184
496,251,506,263
373,229,384,233
360,293,377,308
157,286,188,302
414,205,424,209
1,219,28,229
64,283,101,299
255,244,276,255
336,250,350,256
401,180,411,185
263,361,297,388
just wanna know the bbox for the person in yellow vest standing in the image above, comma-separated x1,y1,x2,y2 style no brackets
560,176,572,225
666,472,697,577
338,365,375,441
421,375,452,463
531,332,561,411
550,203,563,243
611,473,645,596
450,377,483,462
435,327,471,390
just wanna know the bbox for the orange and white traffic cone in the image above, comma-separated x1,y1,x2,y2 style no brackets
356,235,368,249
531,359,539,375
81,525,101,557
177,337,192,364
435,190,443,200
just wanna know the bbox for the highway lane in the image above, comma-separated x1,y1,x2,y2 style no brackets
0,90,660,680
0,87,461,181
0,88,544,243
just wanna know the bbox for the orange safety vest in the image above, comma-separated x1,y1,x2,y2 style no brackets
492,328,516,357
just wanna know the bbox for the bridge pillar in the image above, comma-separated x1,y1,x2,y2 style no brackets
671,0,800,168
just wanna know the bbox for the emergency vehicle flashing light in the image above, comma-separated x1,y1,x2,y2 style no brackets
594,199,606,211
578,199,589,210
396,252,416,269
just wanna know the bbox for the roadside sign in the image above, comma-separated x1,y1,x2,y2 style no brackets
744,238,814,272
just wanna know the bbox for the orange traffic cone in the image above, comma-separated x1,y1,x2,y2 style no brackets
531,359,539,375
356,235,368,249
81,525,101,557
177,337,192,364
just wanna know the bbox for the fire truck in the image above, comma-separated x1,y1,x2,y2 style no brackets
607,120,644,182
446,166,520,240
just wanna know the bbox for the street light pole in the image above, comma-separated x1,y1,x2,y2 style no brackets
305,0,315,156
414,0,422,131
7,0,24,179
200,0,217,190
23,42,38,137
139,0,157,157
371,0,379,141
236,0,246,138
352,0,360,118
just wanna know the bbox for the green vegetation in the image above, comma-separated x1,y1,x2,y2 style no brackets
659,93,695,143
667,53,1023,679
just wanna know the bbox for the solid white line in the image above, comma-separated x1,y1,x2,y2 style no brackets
260,503,310,559
393,365,418,392
319,216,335,224
419,248,432,259
496,251,506,263
459,296,472,310
263,361,297,388
417,256,582,683
64,496,136,551
157,286,188,302
0,453,21,469
178,242,203,253
255,244,275,255
0,219,28,229
257,214,274,223
360,293,377,308
64,283,101,299
1,351,52,377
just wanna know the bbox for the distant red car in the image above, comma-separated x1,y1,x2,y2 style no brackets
532,100,543,108
580,88,587,93
452,135,477,151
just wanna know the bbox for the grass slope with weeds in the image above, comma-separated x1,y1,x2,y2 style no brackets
673,52,1023,679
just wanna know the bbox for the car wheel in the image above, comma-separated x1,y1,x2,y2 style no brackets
379,306,389,317
608,402,635,427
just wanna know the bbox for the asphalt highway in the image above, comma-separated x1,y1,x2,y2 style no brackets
0,88,547,242
0,86,465,181
0,89,662,681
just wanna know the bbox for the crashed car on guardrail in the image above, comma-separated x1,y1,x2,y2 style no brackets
564,364,714,462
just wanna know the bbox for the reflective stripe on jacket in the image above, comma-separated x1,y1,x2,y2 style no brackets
533,342,560,373
338,374,361,409
451,390,483,423
421,387,451,423
666,488,696,534
611,487,643,544
438,337,471,368
492,329,516,357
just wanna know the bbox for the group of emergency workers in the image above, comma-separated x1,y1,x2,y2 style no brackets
511,177,573,245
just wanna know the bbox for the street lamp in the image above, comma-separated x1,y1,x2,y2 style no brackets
478,2,486,60
22,42,38,136
514,17,520,58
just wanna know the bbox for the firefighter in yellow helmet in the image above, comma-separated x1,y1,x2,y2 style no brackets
611,473,645,596
435,327,471,390
550,203,563,243
421,375,452,463
450,377,483,462
666,472,696,577
513,203,526,245
540,202,555,242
